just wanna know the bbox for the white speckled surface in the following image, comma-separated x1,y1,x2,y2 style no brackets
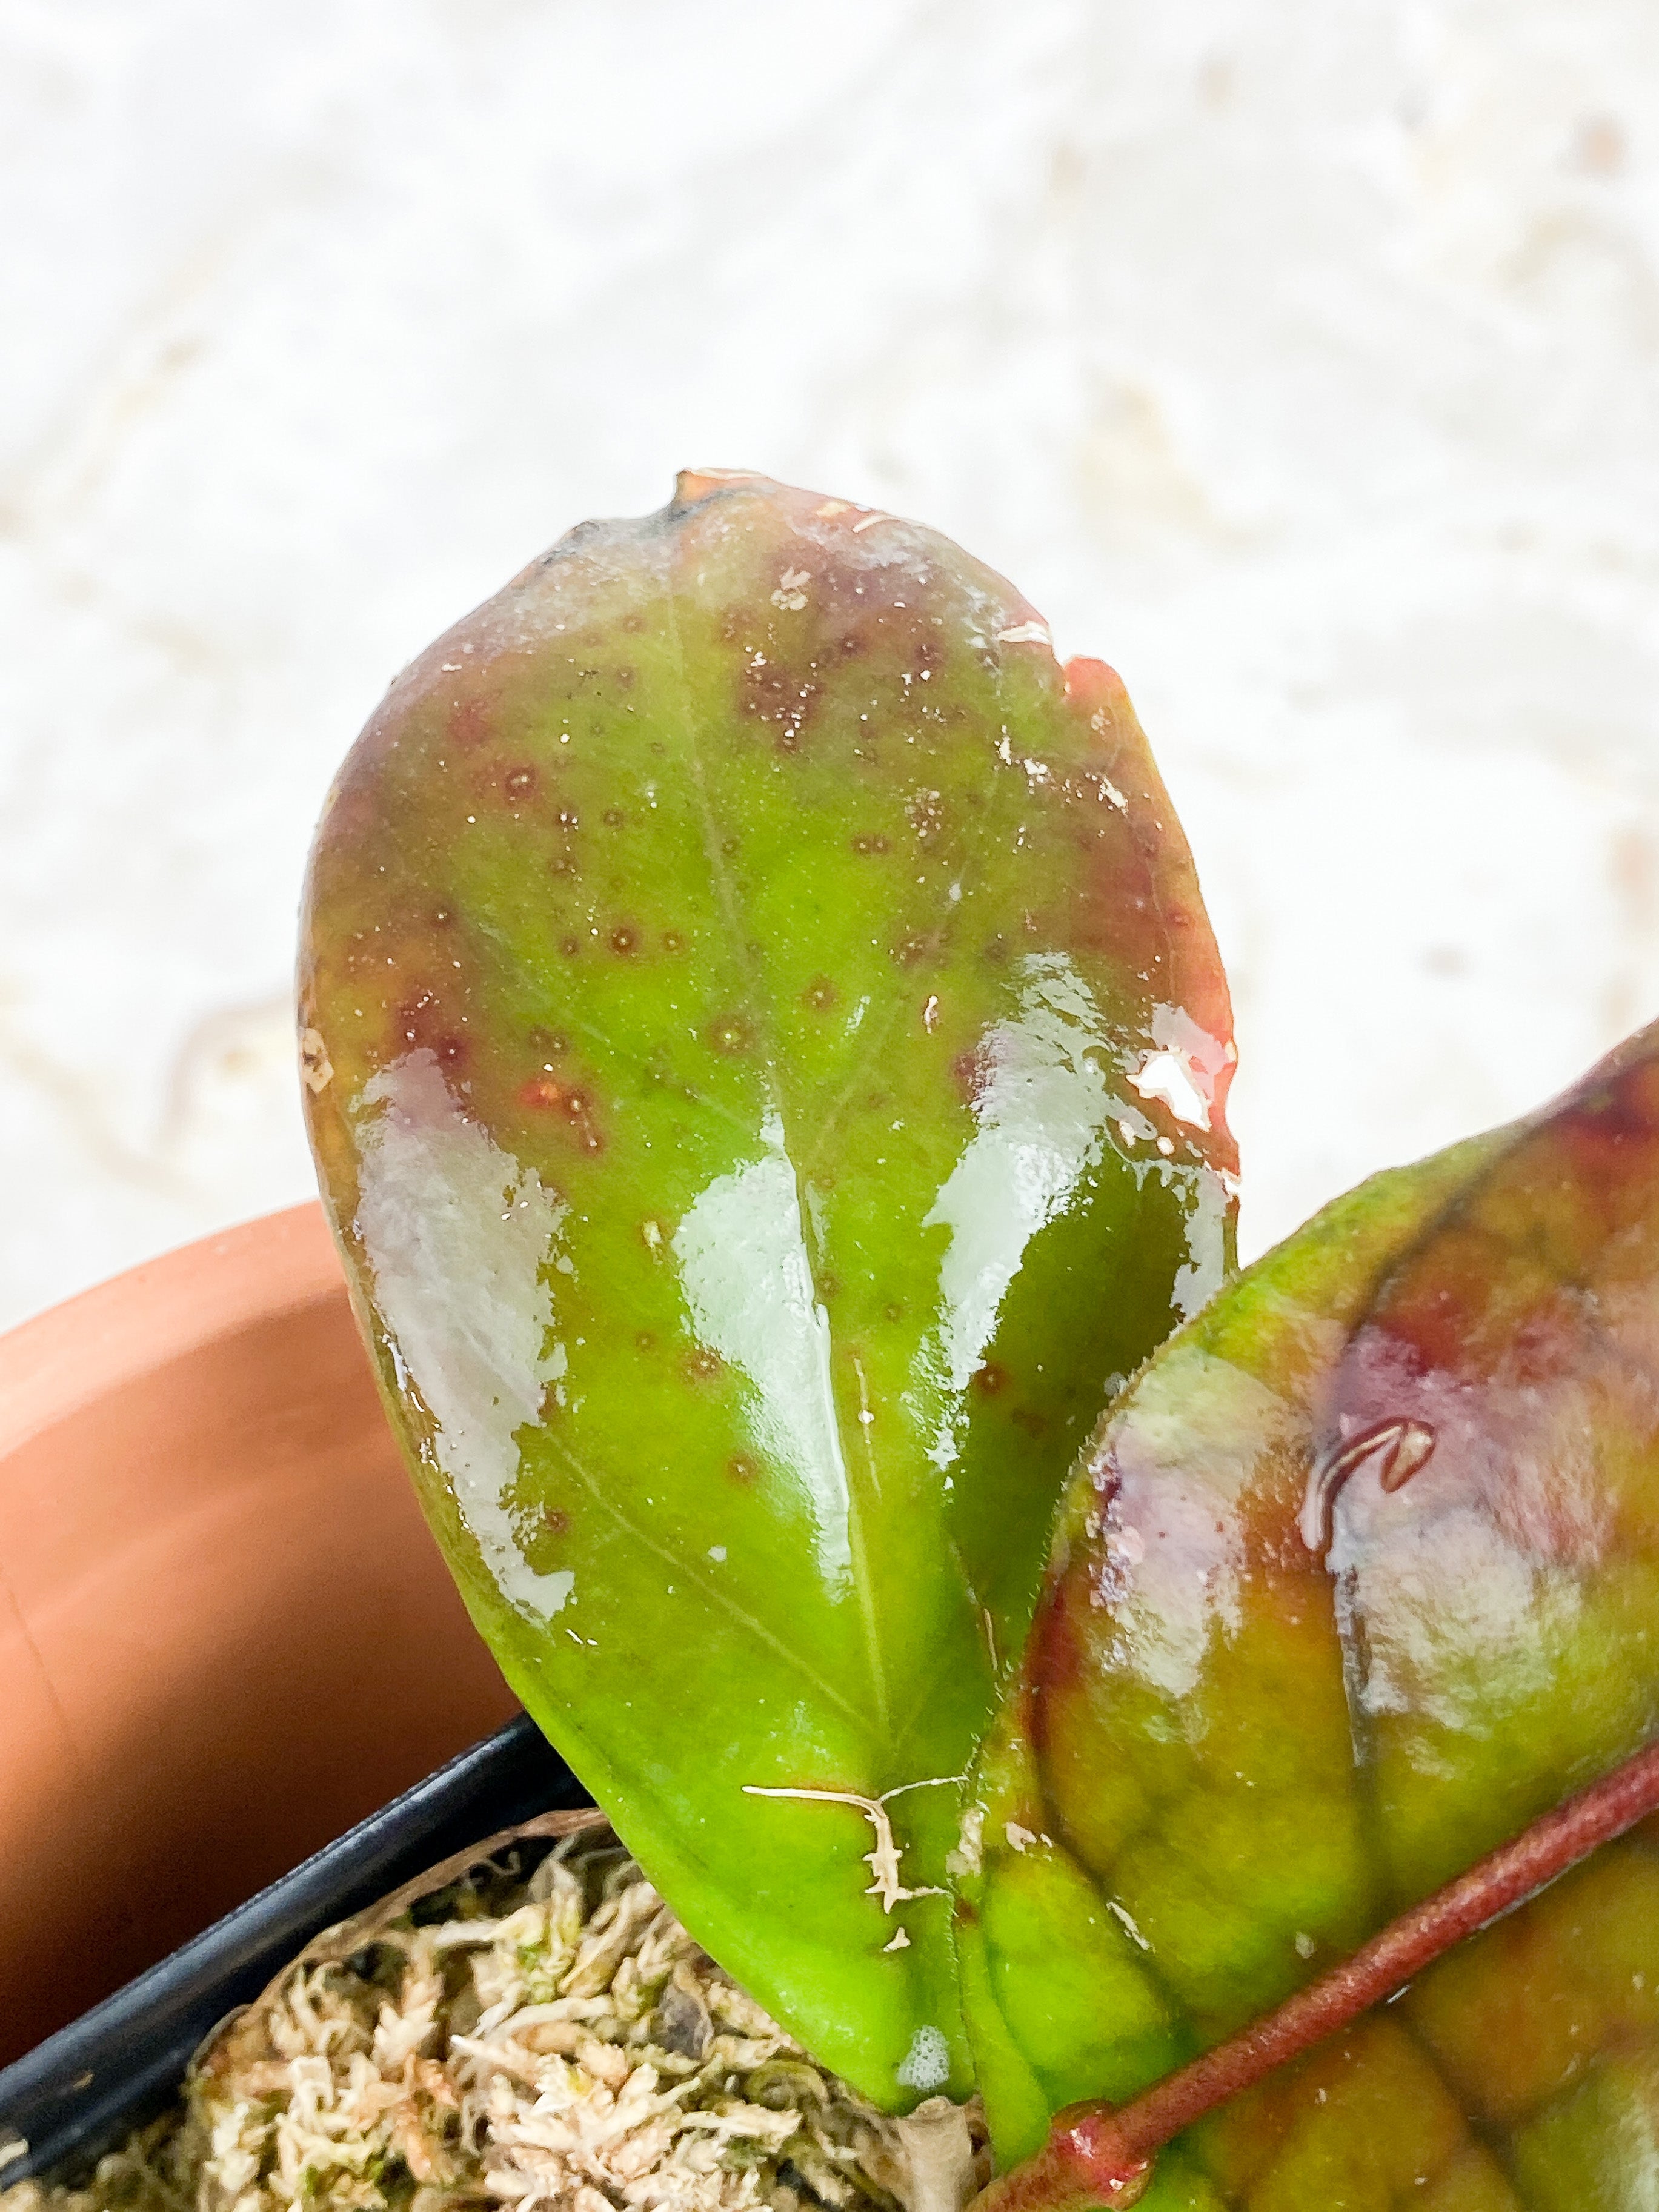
4,1,1659,1327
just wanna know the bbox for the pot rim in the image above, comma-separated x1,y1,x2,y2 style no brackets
0,1201,338,1456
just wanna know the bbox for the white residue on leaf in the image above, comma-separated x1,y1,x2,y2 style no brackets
1091,769,1129,811
741,1778,958,1916
994,620,1052,647
353,1049,575,1624
299,1025,333,1094
1109,1900,1152,1953
673,1118,851,1584
944,1802,984,1881
896,2028,951,2093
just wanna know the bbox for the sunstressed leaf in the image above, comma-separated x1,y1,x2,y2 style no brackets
299,471,1237,2107
960,1021,1659,2199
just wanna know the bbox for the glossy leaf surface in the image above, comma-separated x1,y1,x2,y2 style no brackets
299,472,1237,2107
961,1023,1659,2200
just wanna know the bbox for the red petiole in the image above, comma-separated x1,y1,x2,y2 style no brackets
980,1736,1659,2211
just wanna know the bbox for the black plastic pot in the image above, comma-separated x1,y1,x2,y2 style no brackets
0,1715,590,2190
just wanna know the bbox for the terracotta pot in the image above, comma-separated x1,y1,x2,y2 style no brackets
0,1203,517,2068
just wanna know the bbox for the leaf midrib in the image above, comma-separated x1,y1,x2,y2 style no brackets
659,550,892,1745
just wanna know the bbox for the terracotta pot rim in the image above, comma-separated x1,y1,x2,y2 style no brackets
0,1201,337,1456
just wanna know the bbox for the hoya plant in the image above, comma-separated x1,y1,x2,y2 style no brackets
960,1017,1659,2207
300,471,1238,2112
301,474,1659,2209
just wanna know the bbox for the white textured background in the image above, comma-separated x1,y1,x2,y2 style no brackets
4,0,1659,1327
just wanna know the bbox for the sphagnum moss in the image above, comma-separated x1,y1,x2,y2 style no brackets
7,1833,985,2212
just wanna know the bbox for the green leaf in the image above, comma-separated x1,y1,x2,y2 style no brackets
960,1021,1659,2196
299,471,1237,2107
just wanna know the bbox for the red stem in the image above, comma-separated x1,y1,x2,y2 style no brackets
983,1737,1659,2211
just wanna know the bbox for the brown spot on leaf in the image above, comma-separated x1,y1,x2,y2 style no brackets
610,925,638,954
802,977,837,1009
542,1507,570,1536
397,989,438,1044
706,1013,753,1055
1026,1580,1086,1724
522,1073,602,1151
448,696,491,748
726,1453,759,1484
504,765,537,801
396,991,469,1073
973,1363,1008,1397
686,1348,724,1383
742,657,822,749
